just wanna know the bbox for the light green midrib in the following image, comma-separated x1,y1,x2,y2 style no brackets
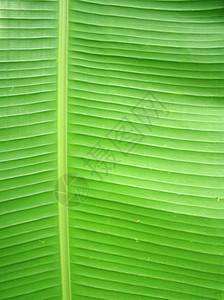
58,0,71,299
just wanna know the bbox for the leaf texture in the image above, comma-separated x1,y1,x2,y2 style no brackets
0,1,61,299
67,0,224,299
1,0,224,299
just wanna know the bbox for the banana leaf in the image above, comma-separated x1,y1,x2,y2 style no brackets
1,0,224,299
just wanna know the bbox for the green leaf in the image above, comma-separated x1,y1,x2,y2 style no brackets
1,0,224,299
0,0,61,299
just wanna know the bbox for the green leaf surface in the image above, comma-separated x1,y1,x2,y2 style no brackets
0,1,61,299
1,0,224,299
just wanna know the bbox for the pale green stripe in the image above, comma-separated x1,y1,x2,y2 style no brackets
58,0,71,299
